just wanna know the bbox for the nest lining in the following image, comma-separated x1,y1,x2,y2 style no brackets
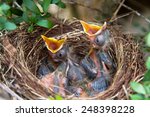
0,19,145,100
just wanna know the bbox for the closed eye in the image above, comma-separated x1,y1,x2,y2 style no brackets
94,34,105,46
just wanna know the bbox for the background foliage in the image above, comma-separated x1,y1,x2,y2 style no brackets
0,0,65,32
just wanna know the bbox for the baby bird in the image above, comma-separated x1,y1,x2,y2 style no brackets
39,35,86,97
38,36,67,78
80,20,115,95
38,36,67,96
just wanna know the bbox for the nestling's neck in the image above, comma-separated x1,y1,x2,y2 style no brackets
89,49,101,77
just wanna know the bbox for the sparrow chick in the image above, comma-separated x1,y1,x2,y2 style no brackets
80,20,115,95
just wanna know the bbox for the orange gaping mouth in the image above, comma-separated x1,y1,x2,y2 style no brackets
80,20,107,37
41,35,66,54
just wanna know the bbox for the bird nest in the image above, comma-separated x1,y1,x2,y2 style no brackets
0,19,145,100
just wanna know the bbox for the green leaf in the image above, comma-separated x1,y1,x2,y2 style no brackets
144,84,150,94
130,81,146,95
51,0,60,4
5,9,12,17
48,96,55,100
36,19,53,28
0,18,5,30
27,25,34,33
0,3,11,16
23,0,40,14
4,21,17,30
43,0,51,12
144,98,150,100
22,10,38,23
145,32,150,47
38,0,43,5
0,25,3,30
22,12,29,22
55,95,63,100
144,70,150,81
0,7,2,14
29,13,38,23
0,16,7,23
57,1,66,8
146,57,150,70
0,3,10,11
5,0,13,3
12,17,23,24
130,94,144,100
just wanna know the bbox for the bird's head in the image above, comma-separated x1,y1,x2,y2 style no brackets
41,35,68,62
80,20,110,49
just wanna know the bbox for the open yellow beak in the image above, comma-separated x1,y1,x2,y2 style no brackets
80,20,107,37
41,35,66,54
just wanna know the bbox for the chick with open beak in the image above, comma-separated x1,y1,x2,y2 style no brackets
80,20,115,95
38,36,68,96
80,21,109,49
38,35,68,79
39,35,86,97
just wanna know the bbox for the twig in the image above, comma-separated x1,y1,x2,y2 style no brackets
111,0,126,20
122,85,129,99
122,4,150,24
1,74,8,86
111,11,134,22
0,32,3,37
0,83,23,100
3,64,13,77
106,93,119,100
24,84,47,99
135,75,144,83
14,1,23,10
